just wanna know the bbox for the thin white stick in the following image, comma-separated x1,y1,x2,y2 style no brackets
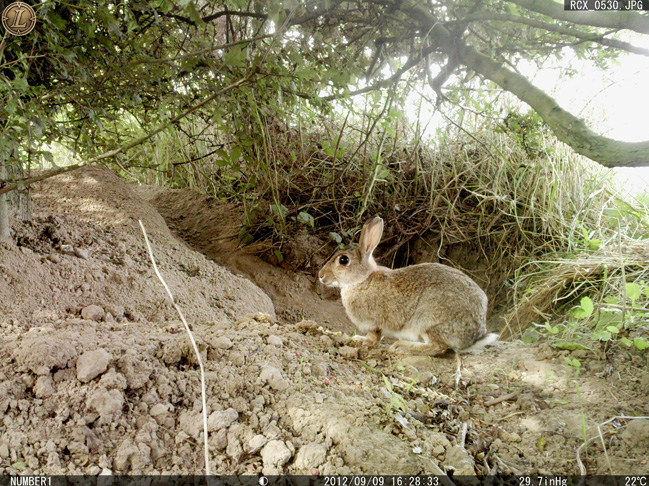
139,220,210,475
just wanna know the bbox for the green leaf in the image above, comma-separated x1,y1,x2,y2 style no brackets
521,326,540,344
230,146,242,162
626,282,642,303
563,357,581,368
382,374,392,393
270,203,288,219
13,78,29,90
297,211,314,227
606,326,619,334
238,229,254,245
329,232,342,244
572,296,594,319
620,337,633,347
594,330,612,342
225,44,246,68
634,337,649,351
580,296,594,317
554,341,590,351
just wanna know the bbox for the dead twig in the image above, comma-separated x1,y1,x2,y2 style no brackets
139,220,210,475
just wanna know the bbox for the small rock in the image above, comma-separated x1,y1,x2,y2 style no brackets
446,445,475,475
34,375,55,398
74,248,89,260
114,441,139,472
213,336,233,350
60,245,75,255
226,431,242,460
105,304,125,319
87,389,123,420
149,404,169,417
260,366,289,391
77,349,112,382
319,335,334,348
311,362,327,377
247,434,267,452
81,305,105,322
338,346,358,359
260,440,292,474
98,368,127,390
294,442,328,471
179,411,203,438
208,408,238,431
267,335,283,347
0,443,8,459
48,253,61,264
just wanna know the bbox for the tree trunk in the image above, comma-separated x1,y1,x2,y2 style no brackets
0,163,12,243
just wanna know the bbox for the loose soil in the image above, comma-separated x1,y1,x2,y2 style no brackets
1,166,647,476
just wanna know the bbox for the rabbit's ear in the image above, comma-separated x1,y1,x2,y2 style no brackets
359,216,383,260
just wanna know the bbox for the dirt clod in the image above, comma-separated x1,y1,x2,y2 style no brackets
77,349,112,382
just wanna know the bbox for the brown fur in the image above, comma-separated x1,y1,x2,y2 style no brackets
319,216,490,355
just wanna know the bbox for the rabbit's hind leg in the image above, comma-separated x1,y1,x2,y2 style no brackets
390,336,448,356
351,329,382,345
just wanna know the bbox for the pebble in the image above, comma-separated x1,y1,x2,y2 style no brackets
208,408,238,431
319,335,334,348
445,445,475,475
260,366,289,391
338,346,358,359
260,440,292,473
77,349,112,382
247,434,267,452
74,248,89,260
294,442,328,470
0,443,8,459
267,335,283,347
81,305,105,322
86,388,123,420
149,404,169,417
60,245,75,255
105,304,125,319
34,375,55,398
213,336,233,350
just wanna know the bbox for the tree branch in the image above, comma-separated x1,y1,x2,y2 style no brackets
509,0,649,35
457,12,649,57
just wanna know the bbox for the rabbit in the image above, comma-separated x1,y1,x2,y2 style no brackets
318,216,497,355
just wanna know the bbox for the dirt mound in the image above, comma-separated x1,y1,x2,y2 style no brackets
4,166,274,327
138,185,351,330
1,166,648,475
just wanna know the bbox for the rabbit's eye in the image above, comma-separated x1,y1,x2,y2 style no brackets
339,255,349,265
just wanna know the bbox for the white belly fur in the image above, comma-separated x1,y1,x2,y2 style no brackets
387,327,422,342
